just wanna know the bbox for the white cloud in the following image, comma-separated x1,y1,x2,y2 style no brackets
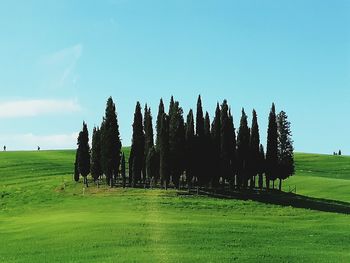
0,133,79,151
0,99,81,118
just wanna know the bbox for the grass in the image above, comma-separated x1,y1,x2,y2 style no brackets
0,150,349,262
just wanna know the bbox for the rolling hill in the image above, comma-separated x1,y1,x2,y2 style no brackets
0,150,349,262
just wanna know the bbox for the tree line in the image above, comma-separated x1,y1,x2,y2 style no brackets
75,96,294,191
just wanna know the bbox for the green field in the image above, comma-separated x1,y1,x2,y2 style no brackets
0,150,349,262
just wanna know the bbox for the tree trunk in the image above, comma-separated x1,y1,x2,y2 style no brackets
266,178,270,191
272,180,275,190
279,179,282,191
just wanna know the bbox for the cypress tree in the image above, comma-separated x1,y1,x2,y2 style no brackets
185,109,195,190
196,95,204,137
146,146,159,188
101,97,122,187
277,111,295,191
156,98,165,150
194,95,205,185
249,109,260,189
211,103,221,187
236,109,250,188
144,104,154,185
91,126,102,183
77,122,90,187
121,152,126,188
169,96,175,116
220,100,231,185
258,144,265,190
202,111,212,186
266,103,278,190
204,112,210,137
159,113,170,189
130,102,145,187
169,100,186,188
228,110,237,189
74,150,80,182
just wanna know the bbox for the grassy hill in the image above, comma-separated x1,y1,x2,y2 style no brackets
0,150,349,262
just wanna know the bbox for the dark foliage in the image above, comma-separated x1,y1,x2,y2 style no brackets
156,98,165,150
77,122,90,187
248,110,260,188
220,100,232,183
101,97,122,187
91,127,102,182
258,144,265,190
237,109,250,188
143,104,154,183
266,103,278,190
130,102,145,187
169,100,186,188
185,109,195,189
210,103,221,187
159,113,170,189
277,111,295,190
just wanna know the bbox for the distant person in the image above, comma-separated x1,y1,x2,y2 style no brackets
3,145,6,151
38,146,41,151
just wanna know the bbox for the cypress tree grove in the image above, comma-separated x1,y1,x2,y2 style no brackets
211,103,221,187
277,111,295,190
185,109,195,190
77,122,91,187
248,109,260,189
258,144,265,190
91,126,102,183
130,102,145,187
143,104,154,184
236,109,250,188
156,98,165,150
159,113,170,189
169,101,186,188
266,103,278,190
101,97,122,187
121,152,126,188
74,150,80,182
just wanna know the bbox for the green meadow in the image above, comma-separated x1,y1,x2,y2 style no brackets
0,150,349,262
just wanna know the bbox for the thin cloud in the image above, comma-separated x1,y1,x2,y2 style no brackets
0,132,79,150
41,44,83,90
0,99,81,118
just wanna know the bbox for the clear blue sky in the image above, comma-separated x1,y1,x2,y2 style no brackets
0,0,349,153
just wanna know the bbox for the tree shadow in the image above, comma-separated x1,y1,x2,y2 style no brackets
181,188,350,215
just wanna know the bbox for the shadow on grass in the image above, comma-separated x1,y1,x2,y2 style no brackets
181,188,350,215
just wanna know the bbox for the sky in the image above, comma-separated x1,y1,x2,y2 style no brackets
0,0,349,154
